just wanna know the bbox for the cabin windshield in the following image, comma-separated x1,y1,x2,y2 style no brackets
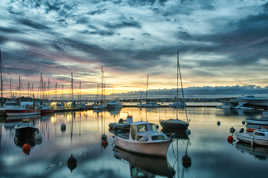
136,124,158,133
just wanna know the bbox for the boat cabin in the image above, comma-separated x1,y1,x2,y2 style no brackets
129,122,168,142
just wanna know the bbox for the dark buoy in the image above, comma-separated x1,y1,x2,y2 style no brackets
239,128,244,133
101,134,108,149
230,127,235,134
22,144,31,155
227,136,234,144
242,120,245,125
182,155,192,168
217,121,221,126
67,155,77,172
186,129,191,136
61,123,66,132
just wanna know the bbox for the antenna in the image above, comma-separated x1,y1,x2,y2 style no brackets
0,49,3,105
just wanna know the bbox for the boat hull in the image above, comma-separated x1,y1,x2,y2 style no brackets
114,136,170,157
6,110,40,117
237,133,268,146
160,119,189,131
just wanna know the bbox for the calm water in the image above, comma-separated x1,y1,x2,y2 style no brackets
0,107,267,178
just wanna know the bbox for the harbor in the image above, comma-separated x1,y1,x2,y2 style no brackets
1,108,268,178
1,0,268,177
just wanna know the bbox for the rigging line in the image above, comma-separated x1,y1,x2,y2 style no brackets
177,49,190,122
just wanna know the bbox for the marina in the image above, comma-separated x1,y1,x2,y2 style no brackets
1,0,268,177
1,107,268,178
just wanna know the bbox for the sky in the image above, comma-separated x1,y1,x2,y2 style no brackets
0,0,268,95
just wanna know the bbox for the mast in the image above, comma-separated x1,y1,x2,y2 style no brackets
101,66,104,104
55,82,58,101
177,49,185,101
176,50,179,102
9,79,12,98
145,74,149,103
79,80,82,103
47,78,50,100
18,75,21,98
71,72,73,102
0,49,3,105
40,73,44,99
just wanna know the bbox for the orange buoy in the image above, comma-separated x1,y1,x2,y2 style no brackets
22,144,31,155
227,136,234,144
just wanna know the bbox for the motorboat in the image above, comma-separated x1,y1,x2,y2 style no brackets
113,147,175,177
109,115,133,133
107,99,122,110
236,129,268,146
137,101,160,108
219,96,268,110
0,100,40,117
93,102,107,111
113,121,171,157
169,101,186,108
40,103,54,115
245,117,268,125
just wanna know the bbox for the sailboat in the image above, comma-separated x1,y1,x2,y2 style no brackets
160,49,189,132
93,66,107,111
170,49,186,108
137,74,159,108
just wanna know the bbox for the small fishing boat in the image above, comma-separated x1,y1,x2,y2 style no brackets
113,121,171,157
109,115,133,132
236,129,268,146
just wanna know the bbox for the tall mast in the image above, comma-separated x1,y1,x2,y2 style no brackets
146,74,149,102
55,82,58,101
71,72,73,102
27,81,30,97
40,73,44,99
18,75,21,98
101,66,104,104
47,78,50,100
177,49,185,101
9,79,12,98
79,80,82,103
176,50,179,101
0,49,3,105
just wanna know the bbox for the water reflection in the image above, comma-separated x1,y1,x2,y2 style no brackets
235,142,268,160
113,147,175,178
0,108,267,178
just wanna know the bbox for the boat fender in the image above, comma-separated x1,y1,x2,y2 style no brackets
217,121,221,126
227,136,234,144
239,128,244,133
242,121,245,125
22,144,31,155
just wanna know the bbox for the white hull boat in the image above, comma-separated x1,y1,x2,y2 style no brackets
169,101,186,108
236,129,268,146
137,102,160,108
113,121,171,157
245,118,268,125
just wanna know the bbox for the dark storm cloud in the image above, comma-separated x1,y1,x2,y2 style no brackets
0,0,267,86
16,18,51,30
